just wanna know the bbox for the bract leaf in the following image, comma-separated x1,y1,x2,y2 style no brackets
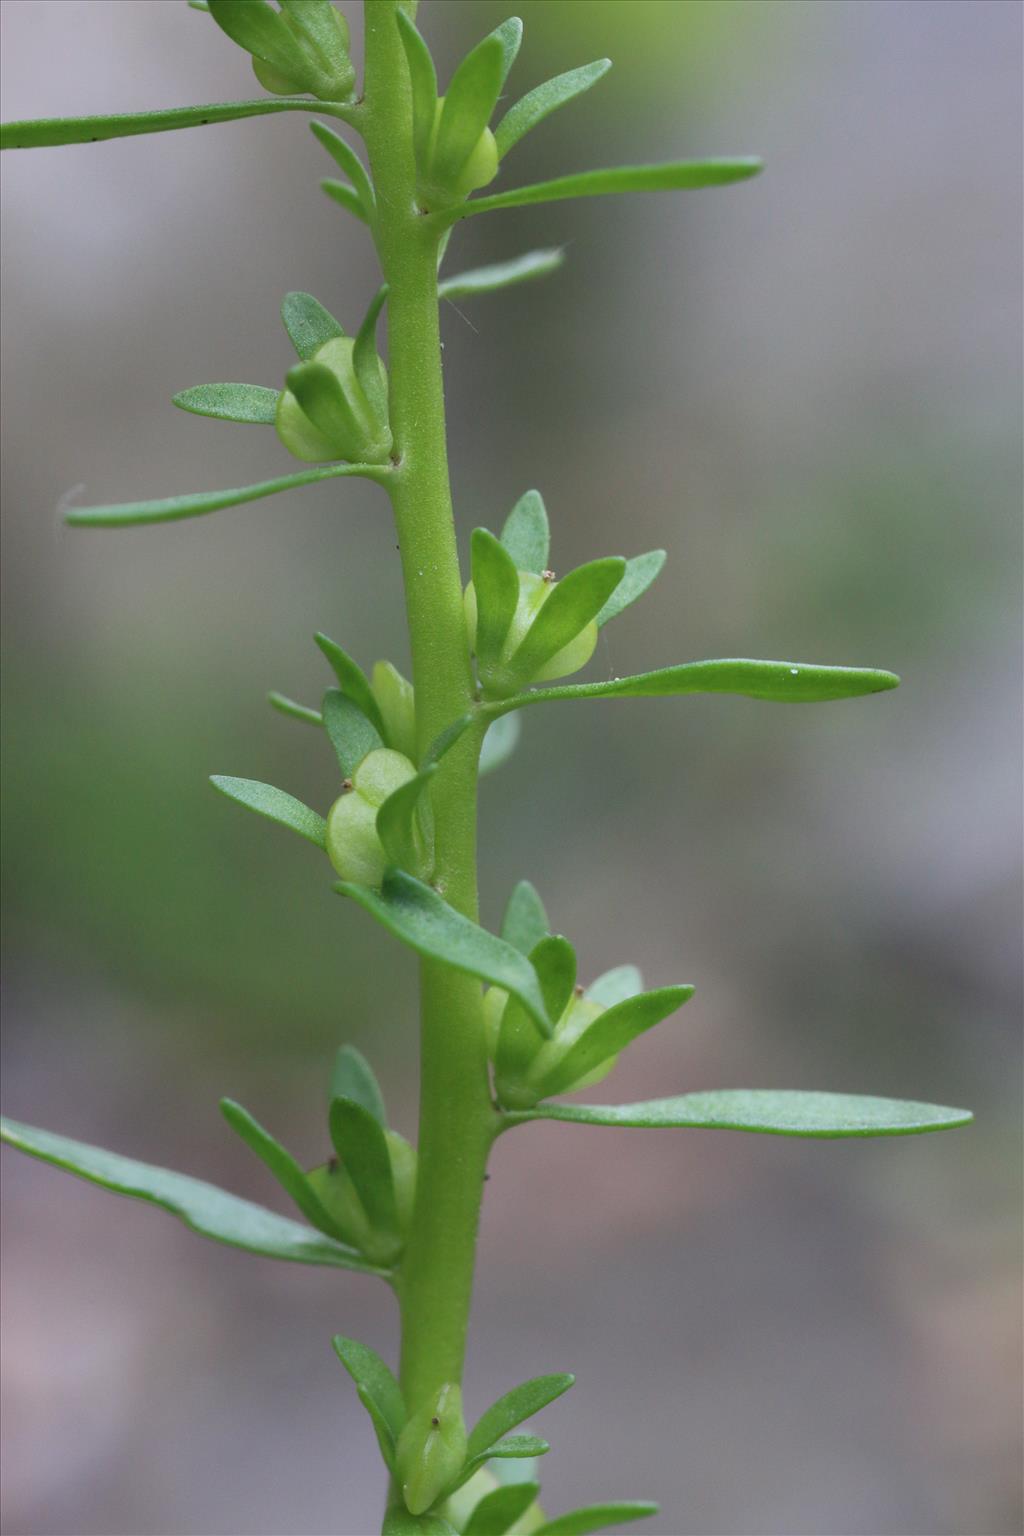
207,0,309,79
467,1373,575,1461
336,870,552,1036
330,1046,388,1127
332,1335,407,1472
494,58,611,160
376,765,435,878
220,1098,348,1241
527,985,694,1101
500,880,549,955
64,462,382,527
209,775,326,848
507,558,625,680
594,550,666,628
487,659,902,716
322,688,385,779
433,33,506,187
328,1098,399,1238
268,691,322,727
532,1504,659,1536
463,1482,541,1536
479,713,521,776
585,964,643,1008
500,490,549,574
282,290,345,360
310,120,376,216
396,11,439,167
0,1116,382,1271
321,176,370,223
0,97,346,152
315,633,388,737
439,158,764,225
471,528,520,668
353,285,390,422
286,358,364,447
496,936,575,1092
172,382,280,424
438,249,564,300
514,1091,974,1137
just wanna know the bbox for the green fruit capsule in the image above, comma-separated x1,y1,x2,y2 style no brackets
396,1383,468,1516
275,336,391,465
326,748,417,887
251,7,355,102
421,98,499,208
464,570,599,693
526,991,617,1095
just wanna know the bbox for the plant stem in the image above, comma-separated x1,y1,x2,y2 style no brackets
361,0,498,1433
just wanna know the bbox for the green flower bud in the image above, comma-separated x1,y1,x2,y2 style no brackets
326,748,417,887
306,1129,416,1267
371,661,417,761
275,336,392,465
464,570,599,692
251,7,355,102
490,985,617,1109
420,98,499,208
396,1383,467,1516
441,1469,546,1535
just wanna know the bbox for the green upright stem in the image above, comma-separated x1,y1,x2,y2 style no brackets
360,0,498,1431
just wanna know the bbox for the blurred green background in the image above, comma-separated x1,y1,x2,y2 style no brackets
1,2,1020,1533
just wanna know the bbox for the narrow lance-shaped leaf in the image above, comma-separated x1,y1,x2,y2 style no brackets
497,936,576,1091
463,1482,542,1536
455,1436,551,1491
376,765,435,878
478,712,521,777
220,1099,348,1241
491,16,525,89
172,382,279,425
268,691,322,727
353,285,390,422
472,528,520,668
510,1090,974,1138
315,633,388,737
310,120,376,217
468,1375,574,1461
210,775,326,848
336,870,553,1035
595,550,666,628
282,290,345,360
501,880,549,955
322,177,370,224
439,249,564,301
528,985,695,1102
328,1098,399,1238
494,58,612,160
532,1504,659,1536
64,462,385,528
433,32,507,187
500,489,549,574
0,1116,381,1272
486,659,902,716
331,1046,387,1126
332,1335,407,1473
586,964,643,1008
395,11,438,168
507,558,625,680
438,158,764,226
322,689,384,779
0,96,353,152
208,0,310,79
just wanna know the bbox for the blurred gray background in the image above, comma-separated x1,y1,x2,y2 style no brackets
1,2,1021,1533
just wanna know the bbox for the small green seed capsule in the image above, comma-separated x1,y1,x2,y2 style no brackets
442,1469,546,1534
396,1383,467,1516
526,992,617,1095
482,985,510,1059
371,661,417,761
275,336,391,465
326,748,417,886
464,570,599,693
386,1128,417,1235
305,1158,373,1252
353,747,418,808
251,8,355,102
421,98,499,208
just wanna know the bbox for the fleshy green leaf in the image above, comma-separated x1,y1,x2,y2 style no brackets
0,1115,379,1271
208,0,310,79
64,462,382,528
321,176,370,223
586,964,643,1008
282,290,345,360
500,490,550,574
494,58,612,160
455,1435,551,1492
0,96,348,152
330,1046,388,1127
486,659,902,716
210,775,326,847
377,766,435,878
268,690,322,727
396,11,439,167
496,936,576,1092
322,688,385,779
328,1098,399,1238
491,17,525,90
595,550,666,628
433,32,507,187
467,1374,575,1461
220,1098,348,1241
512,1091,974,1137
527,985,694,1102
315,633,388,738
336,870,552,1036
507,558,625,680
439,249,564,301
172,382,280,424
332,1335,407,1473
500,880,549,956
439,158,764,225
532,1504,659,1536
479,713,521,776
383,1509,457,1536
472,528,521,668
353,285,390,422
463,1482,541,1536
310,120,376,216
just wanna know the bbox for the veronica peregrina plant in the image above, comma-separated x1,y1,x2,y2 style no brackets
0,4,973,1531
